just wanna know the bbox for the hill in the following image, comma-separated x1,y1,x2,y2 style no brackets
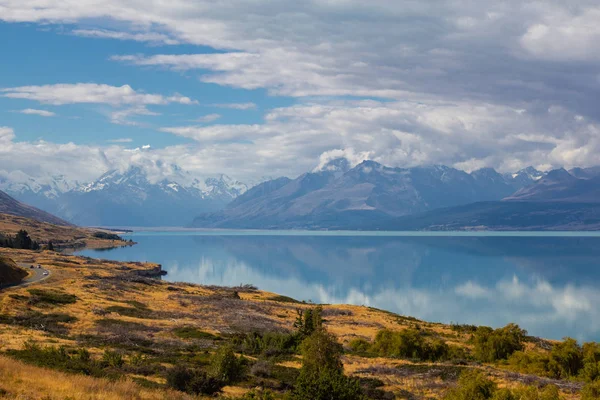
0,255,26,286
0,190,71,226
381,201,600,231
0,213,132,250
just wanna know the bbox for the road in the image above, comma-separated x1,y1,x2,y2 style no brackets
0,263,51,289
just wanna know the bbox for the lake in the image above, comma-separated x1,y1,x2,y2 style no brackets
77,231,600,342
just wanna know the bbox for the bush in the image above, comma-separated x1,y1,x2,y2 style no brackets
581,342,600,382
173,326,218,340
473,324,526,362
28,289,77,305
507,351,553,377
292,329,364,400
511,385,561,400
166,366,223,395
371,329,450,361
582,380,600,400
443,370,496,400
236,331,301,357
102,350,124,368
549,338,583,378
209,345,245,384
250,359,273,378
349,338,371,354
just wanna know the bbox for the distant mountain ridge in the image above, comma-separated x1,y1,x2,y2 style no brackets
0,189,71,226
191,159,546,229
0,166,249,227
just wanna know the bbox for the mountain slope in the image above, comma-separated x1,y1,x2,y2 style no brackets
379,201,600,231
1,167,250,227
191,160,541,229
0,190,71,226
384,167,600,231
505,168,600,203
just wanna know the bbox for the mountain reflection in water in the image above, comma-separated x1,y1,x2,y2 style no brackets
79,233,600,341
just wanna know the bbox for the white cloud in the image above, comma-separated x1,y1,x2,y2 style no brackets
15,108,56,117
211,102,257,110
1,1,600,179
2,83,196,106
107,138,133,143
72,29,179,45
193,113,221,123
110,105,160,126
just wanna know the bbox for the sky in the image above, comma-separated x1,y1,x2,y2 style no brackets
1,1,600,184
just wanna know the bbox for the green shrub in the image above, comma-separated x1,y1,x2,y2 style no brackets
443,370,496,400
292,329,364,400
581,342,600,382
371,328,449,361
348,338,371,354
105,305,152,319
209,345,245,384
511,385,561,400
491,388,515,400
507,351,553,377
166,366,223,395
473,324,526,362
582,380,600,400
102,350,124,368
236,331,301,357
27,289,77,305
173,326,218,340
549,338,583,378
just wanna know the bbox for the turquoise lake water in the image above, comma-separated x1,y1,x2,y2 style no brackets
78,230,600,342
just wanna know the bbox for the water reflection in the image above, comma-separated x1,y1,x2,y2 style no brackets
79,234,600,341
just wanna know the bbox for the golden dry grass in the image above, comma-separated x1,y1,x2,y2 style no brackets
0,355,198,399
0,213,131,249
0,243,584,399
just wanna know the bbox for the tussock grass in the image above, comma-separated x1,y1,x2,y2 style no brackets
0,355,195,399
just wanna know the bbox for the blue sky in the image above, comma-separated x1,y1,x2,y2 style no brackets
0,1,599,184
0,22,290,147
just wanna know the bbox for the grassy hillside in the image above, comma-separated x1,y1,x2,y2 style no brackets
0,247,595,399
0,213,132,250
0,255,26,286
0,355,195,399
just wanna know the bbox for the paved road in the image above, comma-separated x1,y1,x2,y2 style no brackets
0,263,51,289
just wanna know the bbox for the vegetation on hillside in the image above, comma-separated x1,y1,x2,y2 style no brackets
0,246,598,399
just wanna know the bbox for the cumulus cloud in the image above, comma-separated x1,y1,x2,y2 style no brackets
1,1,600,179
110,105,160,126
15,108,56,117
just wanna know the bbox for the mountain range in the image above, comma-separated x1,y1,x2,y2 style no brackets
0,167,248,227
3,160,598,230
190,159,553,229
0,189,71,226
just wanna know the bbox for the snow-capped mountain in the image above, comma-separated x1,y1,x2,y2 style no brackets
191,160,547,229
0,166,250,227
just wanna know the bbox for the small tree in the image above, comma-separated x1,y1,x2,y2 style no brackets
209,345,245,384
292,329,363,400
550,338,583,378
294,306,323,337
47,241,55,251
